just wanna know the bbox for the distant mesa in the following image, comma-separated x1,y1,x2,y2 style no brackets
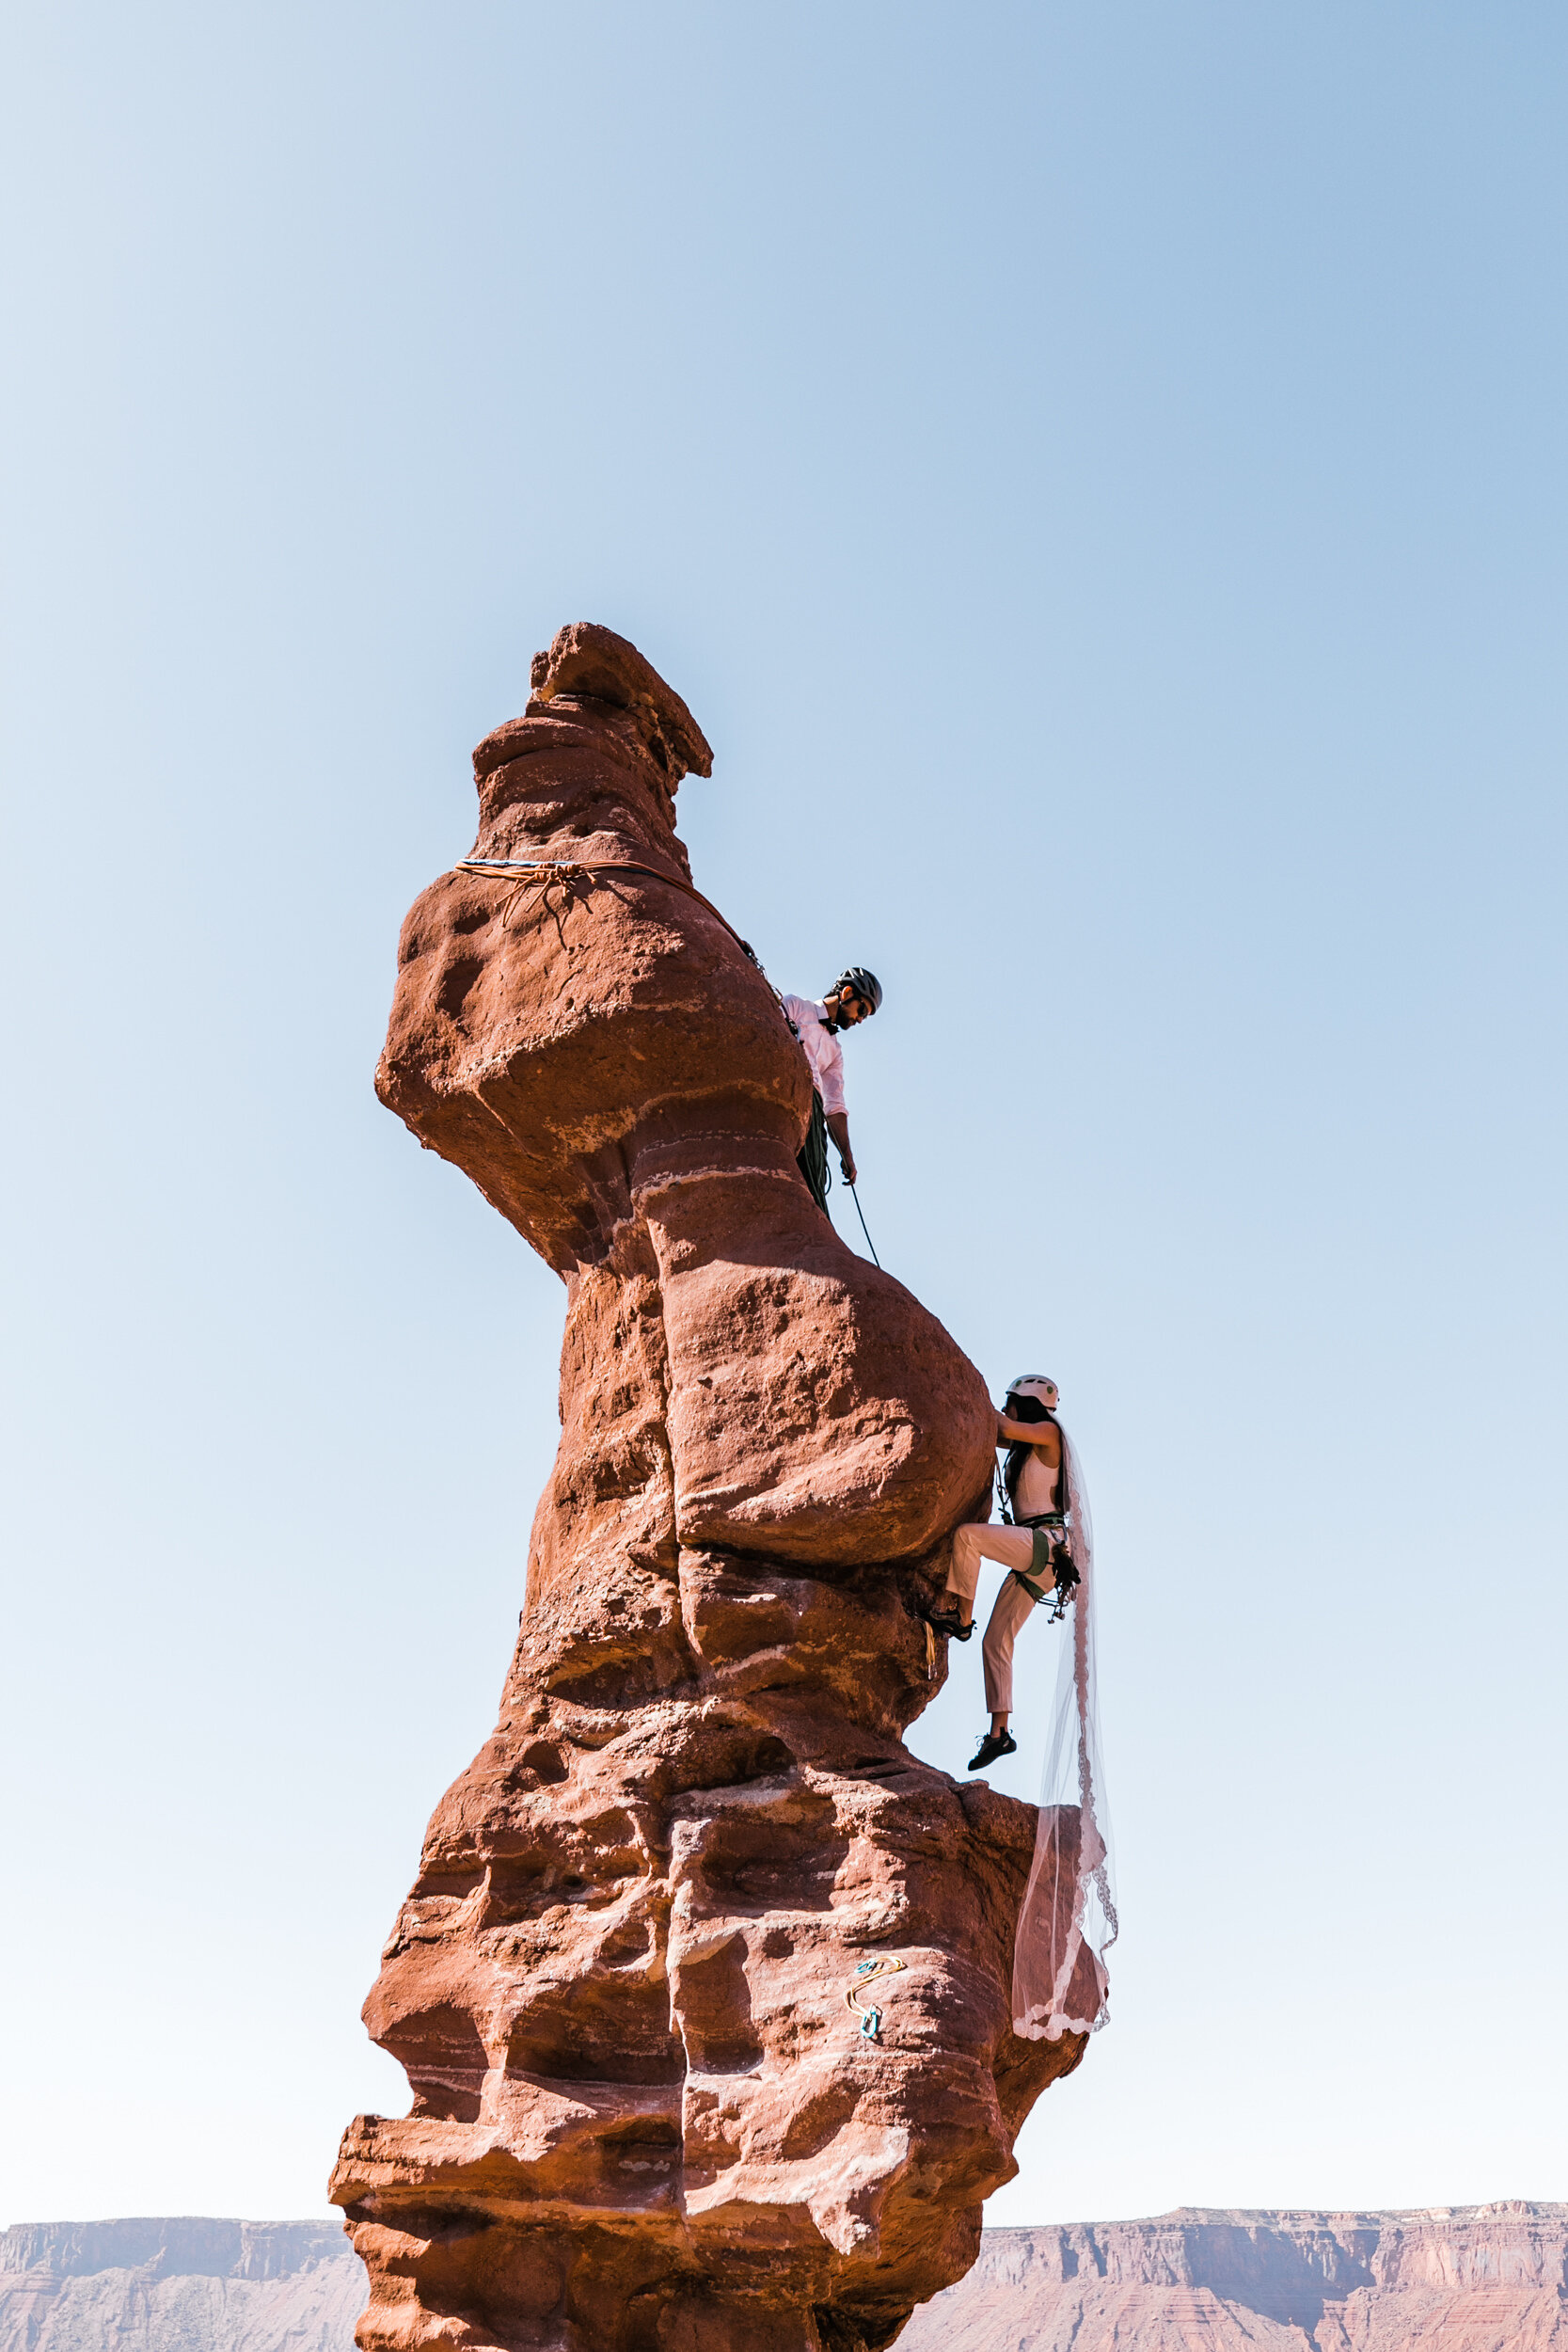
5,2209,1565,2352
900,2204,1568,2349
0,2220,363,2352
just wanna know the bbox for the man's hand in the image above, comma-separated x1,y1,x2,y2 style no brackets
826,1110,856,1185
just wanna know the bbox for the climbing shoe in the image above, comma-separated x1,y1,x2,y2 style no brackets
923,1605,974,1642
968,1729,1018,1772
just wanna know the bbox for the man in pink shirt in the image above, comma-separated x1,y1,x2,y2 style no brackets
781,968,882,1211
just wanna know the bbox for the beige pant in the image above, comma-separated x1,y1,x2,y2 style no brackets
947,1523,1043,1715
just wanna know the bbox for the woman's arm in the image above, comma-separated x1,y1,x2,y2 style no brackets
996,1411,1062,1453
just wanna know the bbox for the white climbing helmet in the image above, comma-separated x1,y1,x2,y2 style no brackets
1007,1374,1059,1408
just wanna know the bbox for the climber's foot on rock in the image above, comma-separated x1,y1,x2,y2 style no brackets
924,1604,974,1642
968,1728,1018,1772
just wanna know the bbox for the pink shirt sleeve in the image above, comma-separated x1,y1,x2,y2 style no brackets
782,996,847,1117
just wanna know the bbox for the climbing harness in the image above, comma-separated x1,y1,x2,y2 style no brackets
845,1956,907,2042
998,1510,1079,1623
846,1181,881,1268
1010,1544,1081,1622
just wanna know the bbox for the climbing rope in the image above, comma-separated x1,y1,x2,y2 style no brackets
844,1956,908,2042
846,1180,881,1268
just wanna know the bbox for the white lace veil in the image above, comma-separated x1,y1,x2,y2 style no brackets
1011,1421,1117,2041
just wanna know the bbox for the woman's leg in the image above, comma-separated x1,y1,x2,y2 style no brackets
946,1524,1033,1627
981,1569,1037,1722
946,1526,984,1620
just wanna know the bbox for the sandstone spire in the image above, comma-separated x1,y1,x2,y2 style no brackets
330,626,1090,2352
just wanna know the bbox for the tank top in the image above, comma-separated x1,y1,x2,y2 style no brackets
1013,1442,1061,1521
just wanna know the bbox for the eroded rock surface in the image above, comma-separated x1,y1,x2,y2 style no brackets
329,626,1085,2352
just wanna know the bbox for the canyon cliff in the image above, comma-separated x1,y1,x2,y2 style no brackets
7,2209,1563,2352
896,2204,1568,2349
328,626,1089,2352
0,2221,361,2352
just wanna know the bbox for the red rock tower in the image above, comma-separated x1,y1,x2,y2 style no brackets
330,626,1087,2352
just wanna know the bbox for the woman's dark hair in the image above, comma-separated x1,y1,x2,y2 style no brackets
1001,1391,1054,1513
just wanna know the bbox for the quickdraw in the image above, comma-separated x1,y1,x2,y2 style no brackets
845,1956,907,2042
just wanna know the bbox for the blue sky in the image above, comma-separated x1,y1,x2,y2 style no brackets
3,2,1564,2225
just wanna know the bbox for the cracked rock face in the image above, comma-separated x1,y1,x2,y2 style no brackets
329,626,1086,2352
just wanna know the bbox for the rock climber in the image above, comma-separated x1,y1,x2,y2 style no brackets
781,969,882,1213
924,1375,1083,1772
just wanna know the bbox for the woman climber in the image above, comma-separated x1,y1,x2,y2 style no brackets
925,1375,1084,1772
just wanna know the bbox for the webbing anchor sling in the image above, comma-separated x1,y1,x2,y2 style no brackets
457,849,806,1068
455,853,759,959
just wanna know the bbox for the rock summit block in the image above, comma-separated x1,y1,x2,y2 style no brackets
331,626,1086,2352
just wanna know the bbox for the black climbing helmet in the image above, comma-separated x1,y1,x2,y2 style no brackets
834,966,882,1016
